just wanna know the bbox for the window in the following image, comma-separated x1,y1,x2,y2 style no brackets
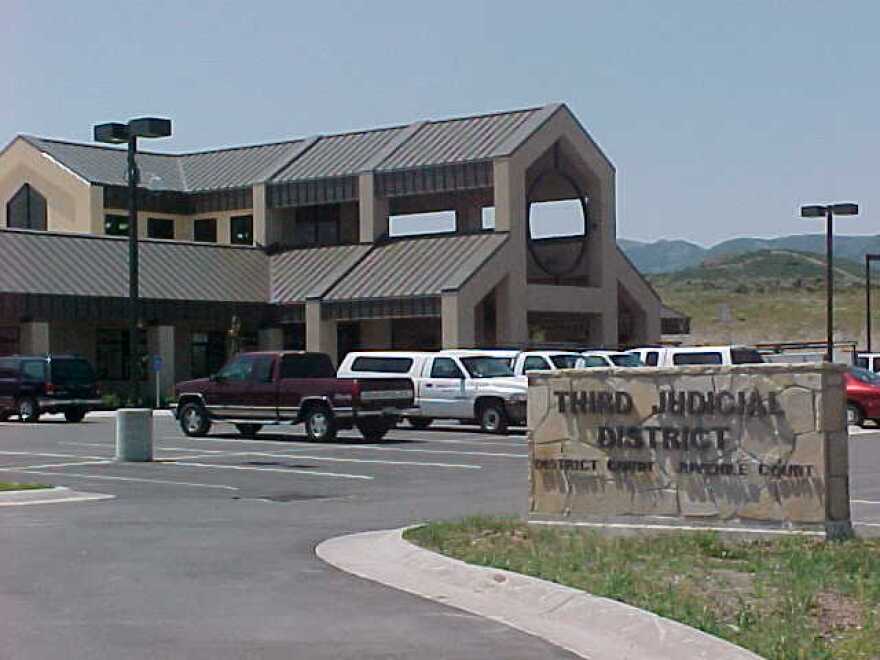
610,353,644,367
20,360,46,382
0,358,17,379
194,218,217,243
430,357,464,379
105,215,129,236
191,332,226,379
148,218,175,240
460,357,515,378
550,355,580,369
731,348,764,365
251,356,275,383
390,210,456,237
644,351,659,367
351,356,414,374
580,356,608,368
523,356,552,371
230,215,253,245
293,205,343,246
874,358,880,373
672,352,723,366
6,184,47,230
0,327,19,356
855,357,868,369
50,358,96,386
216,355,257,381
280,354,335,379
96,329,147,380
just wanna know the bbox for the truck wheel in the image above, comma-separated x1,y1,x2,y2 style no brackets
179,402,211,437
478,401,508,435
16,397,40,423
409,418,433,430
235,424,262,438
305,407,337,443
847,403,865,428
64,407,87,423
356,418,394,442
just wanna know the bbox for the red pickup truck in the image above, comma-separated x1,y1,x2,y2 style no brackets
174,351,413,442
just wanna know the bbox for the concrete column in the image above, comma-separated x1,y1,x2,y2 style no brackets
258,327,284,351
89,185,104,234
147,325,175,400
252,183,267,246
20,321,50,354
492,159,529,346
441,292,476,349
306,301,338,365
358,173,389,243
360,319,393,349
455,203,482,234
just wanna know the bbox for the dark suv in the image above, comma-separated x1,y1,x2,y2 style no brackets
0,354,101,423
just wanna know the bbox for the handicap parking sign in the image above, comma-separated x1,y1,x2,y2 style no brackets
150,355,163,373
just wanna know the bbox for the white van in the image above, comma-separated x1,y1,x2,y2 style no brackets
630,345,764,367
337,351,431,381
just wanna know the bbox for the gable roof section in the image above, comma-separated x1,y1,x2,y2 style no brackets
324,232,508,302
269,243,372,303
15,103,568,193
0,229,268,302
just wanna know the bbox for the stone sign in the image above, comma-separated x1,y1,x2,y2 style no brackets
527,363,851,538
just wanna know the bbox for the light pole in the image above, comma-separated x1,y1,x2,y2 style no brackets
800,202,859,362
94,118,172,403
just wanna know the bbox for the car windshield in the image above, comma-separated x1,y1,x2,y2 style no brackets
460,357,515,378
610,353,644,367
550,355,581,369
50,358,96,385
851,367,880,385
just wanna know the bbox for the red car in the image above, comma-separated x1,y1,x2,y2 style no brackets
844,367,880,427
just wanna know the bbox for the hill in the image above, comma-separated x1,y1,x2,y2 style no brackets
622,233,880,273
649,250,873,345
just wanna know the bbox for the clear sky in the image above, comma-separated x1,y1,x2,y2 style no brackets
2,1,876,245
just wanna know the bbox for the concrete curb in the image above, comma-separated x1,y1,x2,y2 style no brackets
0,486,114,506
316,527,760,660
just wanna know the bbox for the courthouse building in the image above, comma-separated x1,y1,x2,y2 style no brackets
0,103,664,395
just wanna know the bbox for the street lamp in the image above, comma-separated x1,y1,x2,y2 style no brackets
800,202,859,362
94,117,171,403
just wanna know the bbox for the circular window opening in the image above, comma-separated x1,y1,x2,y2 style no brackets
527,169,588,278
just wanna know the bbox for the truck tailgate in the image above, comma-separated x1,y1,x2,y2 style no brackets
352,378,414,410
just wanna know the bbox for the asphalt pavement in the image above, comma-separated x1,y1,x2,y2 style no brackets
1,417,880,659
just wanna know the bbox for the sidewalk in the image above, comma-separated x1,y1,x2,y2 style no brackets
317,527,760,660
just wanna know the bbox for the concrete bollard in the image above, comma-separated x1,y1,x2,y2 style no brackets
116,409,154,462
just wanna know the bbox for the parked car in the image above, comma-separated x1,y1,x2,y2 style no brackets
510,351,583,374
0,354,101,423
337,351,432,381
404,350,528,434
174,351,414,442
629,345,764,367
579,350,644,368
844,366,880,427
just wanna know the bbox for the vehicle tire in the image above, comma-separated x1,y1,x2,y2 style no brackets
304,406,337,443
64,407,87,423
409,418,433,430
235,423,262,438
478,401,508,435
16,397,40,423
356,418,394,442
0,411,9,422
179,401,211,437
847,403,865,428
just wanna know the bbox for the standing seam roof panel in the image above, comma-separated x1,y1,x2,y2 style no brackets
377,110,539,171
269,244,372,303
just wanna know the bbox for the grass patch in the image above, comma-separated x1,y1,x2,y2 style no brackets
0,481,50,492
406,516,880,659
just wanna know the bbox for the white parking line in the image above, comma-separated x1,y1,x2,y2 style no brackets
0,450,106,460
6,469,239,490
0,460,112,470
338,445,527,459
851,499,880,505
244,452,481,470
170,461,373,480
60,441,232,455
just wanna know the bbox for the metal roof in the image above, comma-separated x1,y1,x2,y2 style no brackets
271,128,404,182
0,229,268,302
324,232,509,301
15,104,564,193
375,108,540,171
269,243,372,303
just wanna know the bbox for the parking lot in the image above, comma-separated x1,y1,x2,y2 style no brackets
2,416,880,660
